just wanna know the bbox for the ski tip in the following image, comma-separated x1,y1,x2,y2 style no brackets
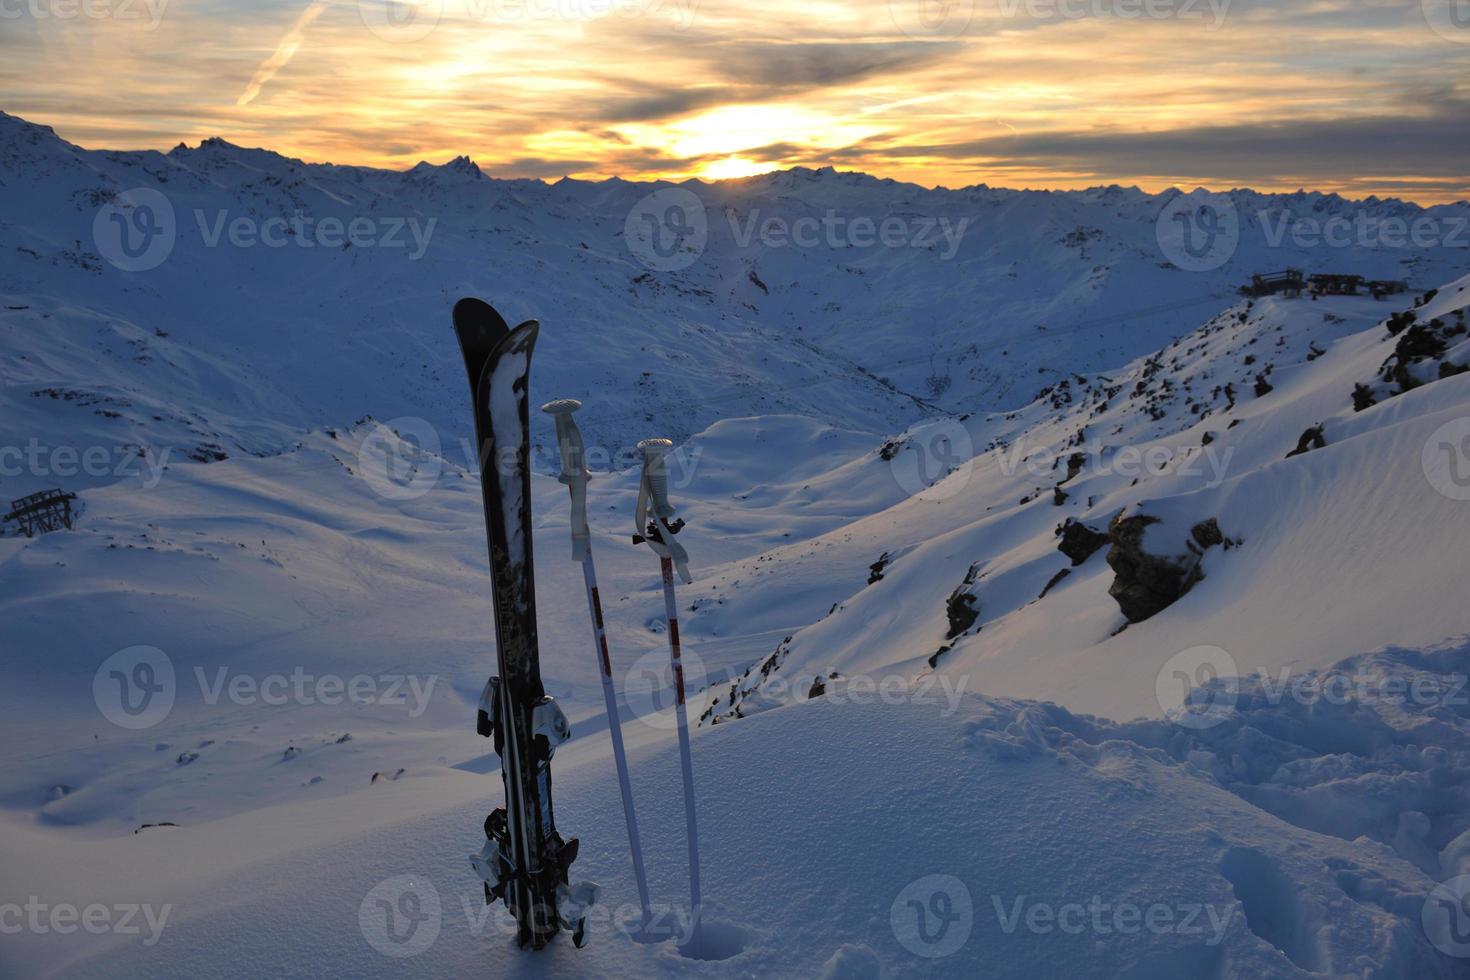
497,318,540,354
452,296,511,341
541,398,582,416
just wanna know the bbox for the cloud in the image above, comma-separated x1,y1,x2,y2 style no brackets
900,99,1470,193
585,86,739,124
699,40,963,87
576,40,963,124
238,1,331,107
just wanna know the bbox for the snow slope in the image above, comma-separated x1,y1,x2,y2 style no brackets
699,275,1470,723
5,652,1469,979
3,115,1470,977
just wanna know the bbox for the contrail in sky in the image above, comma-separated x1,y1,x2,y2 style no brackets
237,0,331,107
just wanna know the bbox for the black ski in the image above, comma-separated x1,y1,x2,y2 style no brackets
454,296,585,949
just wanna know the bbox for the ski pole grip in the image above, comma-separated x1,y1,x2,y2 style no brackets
542,399,585,477
542,399,591,560
637,438,676,520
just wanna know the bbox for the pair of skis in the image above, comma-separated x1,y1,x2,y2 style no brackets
453,297,702,951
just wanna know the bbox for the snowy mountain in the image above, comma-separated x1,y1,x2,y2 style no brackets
698,275,1470,723
2,112,1470,978
4,108,1469,495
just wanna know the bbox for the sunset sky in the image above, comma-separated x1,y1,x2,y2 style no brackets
2,0,1468,201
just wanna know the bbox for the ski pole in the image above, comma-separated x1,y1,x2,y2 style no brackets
542,398,654,935
634,437,701,944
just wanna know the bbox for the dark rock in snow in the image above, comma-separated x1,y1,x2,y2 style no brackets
1057,518,1108,566
1352,383,1377,412
1105,514,1227,623
1190,518,1224,550
1286,425,1327,458
945,564,982,639
1371,309,1467,399
1038,567,1071,599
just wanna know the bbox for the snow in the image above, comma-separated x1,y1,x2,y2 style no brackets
2,113,1469,977
6,660,1468,977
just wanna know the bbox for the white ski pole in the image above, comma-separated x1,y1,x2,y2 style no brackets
634,437,701,944
542,399,654,935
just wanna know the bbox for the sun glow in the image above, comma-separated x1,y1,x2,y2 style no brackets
697,156,777,180
624,104,880,163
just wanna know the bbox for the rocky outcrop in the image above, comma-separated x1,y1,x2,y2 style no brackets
939,563,982,639
1358,306,1469,407
1056,518,1108,566
1286,425,1326,458
1105,515,1228,623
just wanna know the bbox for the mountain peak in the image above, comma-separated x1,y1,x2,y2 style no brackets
406,155,484,182
0,110,62,145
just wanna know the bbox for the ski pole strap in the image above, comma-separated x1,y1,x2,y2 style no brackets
542,399,590,561
635,438,692,584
